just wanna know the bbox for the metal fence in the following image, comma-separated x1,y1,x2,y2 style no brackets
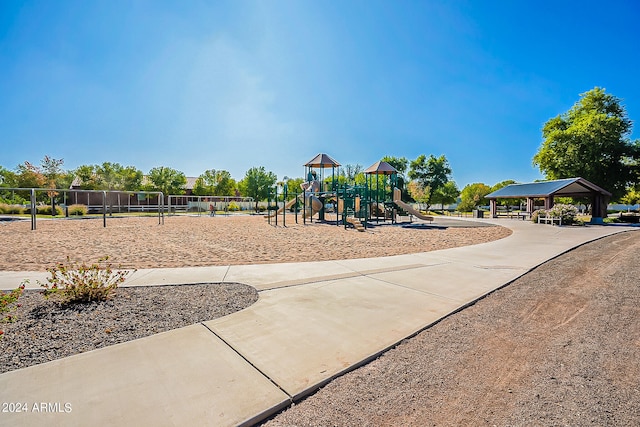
0,188,164,230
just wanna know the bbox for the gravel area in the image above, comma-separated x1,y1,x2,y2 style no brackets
0,283,258,374
261,230,640,426
0,215,510,271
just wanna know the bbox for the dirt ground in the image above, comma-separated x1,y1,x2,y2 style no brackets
0,215,509,271
262,230,640,426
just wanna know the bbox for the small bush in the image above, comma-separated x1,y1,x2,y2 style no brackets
29,205,64,216
227,202,241,211
0,284,25,333
39,256,131,303
547,204,578,224
0,204,24,214
530,209,545,223
67,204,88,216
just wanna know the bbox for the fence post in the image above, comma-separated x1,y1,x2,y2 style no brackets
159,193,164,225
102,191,107,227
31,188,36,230
283,185,287,227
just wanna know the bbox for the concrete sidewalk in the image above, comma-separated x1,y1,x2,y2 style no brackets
0,219,635,426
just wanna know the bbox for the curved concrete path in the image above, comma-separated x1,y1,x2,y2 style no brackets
0,219,636,426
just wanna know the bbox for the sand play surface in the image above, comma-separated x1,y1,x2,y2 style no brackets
0,214,510,271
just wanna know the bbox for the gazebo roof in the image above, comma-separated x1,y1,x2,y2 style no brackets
304,153,341,168
364,161,397,175
486,178,612,199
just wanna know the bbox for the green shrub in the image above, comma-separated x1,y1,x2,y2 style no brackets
39,256,131,303
227,201,241,211
0,284,24,327
547,204,578,224
36,205,64,216
28,205,64,216
530,209,545,223
67,204,88,216
0,204,24,214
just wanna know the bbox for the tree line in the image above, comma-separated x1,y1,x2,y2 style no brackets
0,155,467,210
2,87,638,211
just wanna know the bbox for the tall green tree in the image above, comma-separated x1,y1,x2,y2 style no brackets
408,154,452,209
381,155,409,194
458,182,491,212
14,161,47,192
533,87,640,200
73,165,100,189
239,166,277,212
73,163,142,191
118,166,144,191
340,164,364,185
146,166,187,196
431,181,460,212
193,169,236,196
40,156,66,189
0,166,17,187
95,162,123,191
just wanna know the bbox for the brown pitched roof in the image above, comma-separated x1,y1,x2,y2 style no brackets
364,161,397,175
304,153,341,168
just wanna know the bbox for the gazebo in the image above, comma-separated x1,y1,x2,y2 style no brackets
486,177,611,220
303,153,341,192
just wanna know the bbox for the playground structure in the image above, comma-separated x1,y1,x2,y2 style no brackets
266,154,434,230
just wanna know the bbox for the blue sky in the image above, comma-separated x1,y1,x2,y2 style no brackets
1,0,639,187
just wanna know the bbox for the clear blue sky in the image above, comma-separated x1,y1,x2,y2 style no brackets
2,0,639,187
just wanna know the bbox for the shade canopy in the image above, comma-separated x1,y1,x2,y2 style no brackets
304,153,341,168
364,161,397,175
486,178,611,199
486,177,611,219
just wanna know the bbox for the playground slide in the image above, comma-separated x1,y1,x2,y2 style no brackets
393,189,434,222
303,196,323,218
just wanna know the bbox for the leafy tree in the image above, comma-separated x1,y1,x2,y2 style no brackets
0,166,21,203
73,165,100,189
239,166,277,211
193,169,236,196
95,162,124,191
15,162,47,189
0,166,16,187
431,181,460,212
458,182,492,212
340,164,363,185
146,166,187,196
381,155,409,197
620,188,640,210
284,177,304,194
406,180,430,209
119,166,144,191
408,154,452,210
532,87,640,201
73,163,142,191
40,156,65,189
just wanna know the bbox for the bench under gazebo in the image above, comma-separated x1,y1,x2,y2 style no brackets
486,178,611,221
